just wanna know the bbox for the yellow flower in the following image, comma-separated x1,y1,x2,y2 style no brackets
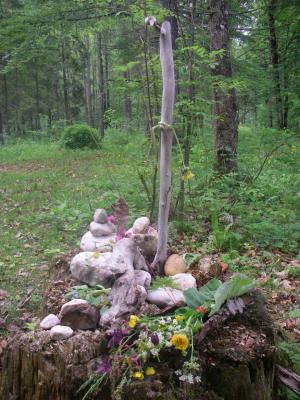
171,333,189,351
175,315,184,322
132,371,144,380
181,170,195,181
128,315,140,329
145,367,155,376
92,251,101,258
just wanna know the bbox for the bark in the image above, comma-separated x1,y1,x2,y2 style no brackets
209,0,239,174
34,66,41,130
150,20,175,274
84,36,93,127
96,32,105,137
268,0,284,129
123,70,132,127
3,74,9,134
178,0,196,213
104,43,110,110
0,108,4,144
160,0,178,50
0,289,277,400
61,40,71,123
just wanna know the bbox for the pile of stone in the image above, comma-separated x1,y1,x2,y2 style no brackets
40,298,100,340
40,208,197,340
80,208,116,252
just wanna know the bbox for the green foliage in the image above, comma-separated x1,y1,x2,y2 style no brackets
151,277,179,290
210,209,243,251
61,124,101,149
183,274,255,316
278,341,300,374
209,274,255,316
288,309,300,319
184,279,221,309
65,285,110,307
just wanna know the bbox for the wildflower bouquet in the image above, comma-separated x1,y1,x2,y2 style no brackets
79,309,205,399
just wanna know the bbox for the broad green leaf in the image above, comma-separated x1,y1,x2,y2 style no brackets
183,278,221,308
209,273,255,316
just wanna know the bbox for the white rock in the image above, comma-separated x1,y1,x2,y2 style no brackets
70,251,113,287
171,273,196,291
93,208,108,224
50,325,74,341
80,231,115,252
60,299,88,314
132,217,150,234
147,288,184,308
134,270,152,290
40,314,60,330
90,221,115,237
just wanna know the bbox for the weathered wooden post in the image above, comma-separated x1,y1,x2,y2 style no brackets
145,16,175,274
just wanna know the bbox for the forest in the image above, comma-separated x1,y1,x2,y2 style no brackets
0,0,300,399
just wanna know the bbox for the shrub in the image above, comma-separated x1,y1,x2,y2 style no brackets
61,124,101,149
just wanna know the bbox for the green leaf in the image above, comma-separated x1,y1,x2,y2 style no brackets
288,309,300,319
209,273,255,316
183,278,221,308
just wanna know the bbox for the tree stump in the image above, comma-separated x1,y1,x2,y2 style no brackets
199,290,277,400
0,255,278,400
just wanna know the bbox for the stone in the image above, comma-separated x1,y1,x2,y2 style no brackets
90,221,115,237
147,288,185,308
40,314,60,330
134,270,152,290
60,299,88,312
133,233,158,259
93,208,108,224
164,254,187,276
59,301,99,330
80,231,115,252
132,217,150,234
171,273,196,291
199,256,222,276
70,252,114,287
50,325,74,341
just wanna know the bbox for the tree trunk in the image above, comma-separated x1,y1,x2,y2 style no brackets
123,71,132,127
178,0,196,213
35,66,41,131
96,32,105,138
61,40,71,123
268,0,283,129
3,74,10,135
104,43,110,110
84,36,93,127
0,108,4,145
149,20,175,274
209,0,239,174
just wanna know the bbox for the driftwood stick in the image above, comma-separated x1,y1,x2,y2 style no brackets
146,18,175,274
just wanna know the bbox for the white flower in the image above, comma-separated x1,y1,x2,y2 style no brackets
195,376,201,383
150,348,159,356
187,374,194,384
179,375,187,382
175,370,182,376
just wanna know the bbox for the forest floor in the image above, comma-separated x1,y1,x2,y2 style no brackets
0,125,299,387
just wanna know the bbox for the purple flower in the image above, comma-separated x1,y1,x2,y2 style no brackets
96,359,111,374
107,328,129,348
130,352,141,367
151,332,159,345
108,328,123,348
107,215,116,224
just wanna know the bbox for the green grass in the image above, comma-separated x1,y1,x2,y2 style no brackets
0,125,299,324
